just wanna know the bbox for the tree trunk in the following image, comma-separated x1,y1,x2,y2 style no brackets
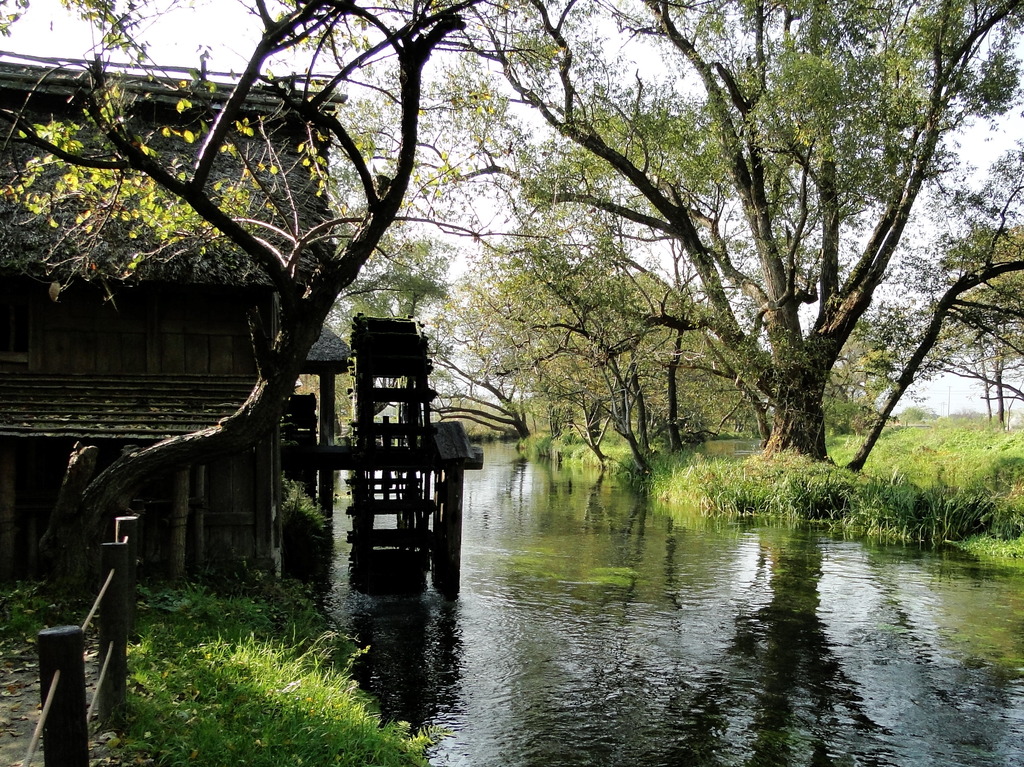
39,443,100,584
762,371,828,460
632,372,650,454
984,372,994,422
666,333,683,452
996,354,1006,429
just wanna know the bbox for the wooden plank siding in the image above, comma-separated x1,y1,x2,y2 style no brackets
6,282,259,377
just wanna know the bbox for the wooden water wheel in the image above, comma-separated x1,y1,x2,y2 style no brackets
345,316,479,596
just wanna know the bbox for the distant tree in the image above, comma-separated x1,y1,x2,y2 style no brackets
848,152,1024,470
937,270,1024,428
897,406,939,425
449,0,1024,461
431,273,534,440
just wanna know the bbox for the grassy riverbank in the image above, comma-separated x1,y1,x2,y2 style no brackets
527,424,1024,557
0,576,433,766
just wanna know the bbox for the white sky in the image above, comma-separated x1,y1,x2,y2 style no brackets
3,0,1020,419
1,0,261,73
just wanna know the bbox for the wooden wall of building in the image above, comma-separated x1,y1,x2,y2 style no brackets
11,282,259,376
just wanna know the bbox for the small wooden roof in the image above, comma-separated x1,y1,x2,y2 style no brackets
434,421,484,469
304,327,350,374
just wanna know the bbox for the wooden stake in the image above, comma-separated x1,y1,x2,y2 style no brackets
115,515,140,632
97,542,130,721
38,626,88,767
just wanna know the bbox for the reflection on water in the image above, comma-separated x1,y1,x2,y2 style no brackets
329,444,1024,767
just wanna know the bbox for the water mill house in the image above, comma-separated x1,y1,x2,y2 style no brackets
0,54,340,580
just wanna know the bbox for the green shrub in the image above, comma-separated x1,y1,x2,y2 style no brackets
281,479,332,584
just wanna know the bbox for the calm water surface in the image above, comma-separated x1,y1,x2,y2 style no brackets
330,444,1024,767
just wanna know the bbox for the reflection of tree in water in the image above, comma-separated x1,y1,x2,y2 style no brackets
731,532,880,767
345,594,463,728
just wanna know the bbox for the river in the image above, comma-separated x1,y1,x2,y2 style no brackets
329,442,1024,767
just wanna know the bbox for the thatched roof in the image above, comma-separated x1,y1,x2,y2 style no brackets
0,53,332,289
0,51,331,116
304,326,351,373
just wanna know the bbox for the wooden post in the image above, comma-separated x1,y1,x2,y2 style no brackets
169,468,190,579
0,439,16,581
97,541,130,721
255,437,273,567
115,515,139,633
38,625,89,767
432,463,464,599
318,372,336,516
27,512,38,578
191,466,206,567
319,371,337,447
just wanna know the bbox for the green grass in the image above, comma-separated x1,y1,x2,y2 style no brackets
649,451,859,521
830,422,1024,492
648,427,1024,550
520,433,637,474
0,582,86,649
0,577,434,766
121,580,434,766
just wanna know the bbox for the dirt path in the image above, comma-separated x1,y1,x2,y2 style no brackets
1,639,121,767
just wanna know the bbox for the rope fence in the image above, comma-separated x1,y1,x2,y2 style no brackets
21,515,139,767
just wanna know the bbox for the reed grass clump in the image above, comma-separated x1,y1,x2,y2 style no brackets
281,479,333,583
650,432,1023,547
839,475,996,543
651,451,859,521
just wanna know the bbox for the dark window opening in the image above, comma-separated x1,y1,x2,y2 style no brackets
1,303,29,353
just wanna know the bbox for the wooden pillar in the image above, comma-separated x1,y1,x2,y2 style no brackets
0,439,16,581
255,436,276,569
319,372,337,447
191,466,206,567
318,371,337,516
27,512,38,578
169,468,190,579
432,462,464,599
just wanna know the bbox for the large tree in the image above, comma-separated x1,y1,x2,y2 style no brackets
450,0,1024,460
1,0,468,581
